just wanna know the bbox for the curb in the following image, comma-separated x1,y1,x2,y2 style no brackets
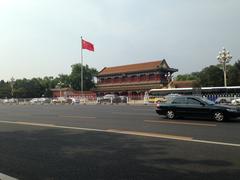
0,173,18,180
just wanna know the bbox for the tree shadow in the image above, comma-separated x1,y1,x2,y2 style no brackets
0,129,239,180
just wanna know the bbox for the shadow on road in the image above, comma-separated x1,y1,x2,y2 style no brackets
159,115,240,123
0,128,239,180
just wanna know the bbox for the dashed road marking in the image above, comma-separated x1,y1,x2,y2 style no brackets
112,112,152,116
144,120,217,127
60,115,96,119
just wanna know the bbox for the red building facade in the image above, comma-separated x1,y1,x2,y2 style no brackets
95,60,178,97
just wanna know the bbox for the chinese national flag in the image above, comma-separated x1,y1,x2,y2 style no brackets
82,39,94,51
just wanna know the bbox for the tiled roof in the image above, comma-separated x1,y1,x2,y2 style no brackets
98,60,169,76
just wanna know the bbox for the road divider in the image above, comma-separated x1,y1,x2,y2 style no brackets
0,120,239,147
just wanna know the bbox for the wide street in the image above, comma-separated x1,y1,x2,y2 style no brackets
0,104,240,180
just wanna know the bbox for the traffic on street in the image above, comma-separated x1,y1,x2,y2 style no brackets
0,104,239,180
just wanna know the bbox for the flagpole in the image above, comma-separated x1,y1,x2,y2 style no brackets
81,36,83,98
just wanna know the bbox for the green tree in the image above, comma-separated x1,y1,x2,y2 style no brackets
54,74,71,88
38,76,56,97
175,72,200,81
13,78,44,98
228,60,240,86
198,65,223,87
70,64,98,90
0,81,11,98
0,63,98,98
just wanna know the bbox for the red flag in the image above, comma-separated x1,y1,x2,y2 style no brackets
82,39,94,51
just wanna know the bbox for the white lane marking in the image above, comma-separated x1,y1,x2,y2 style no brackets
144,120,217,127
191,139,240,147
0,120,239,147
0,172,18,180
60,115,96,119
106,129,240,147
107,129,192,141
112,112,152,116
0,121,107,132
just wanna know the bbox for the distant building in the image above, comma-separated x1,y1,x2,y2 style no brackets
51,88,96,99
95,60,178,97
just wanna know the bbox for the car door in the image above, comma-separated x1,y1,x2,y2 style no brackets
186,97,210,118
171,97,188,116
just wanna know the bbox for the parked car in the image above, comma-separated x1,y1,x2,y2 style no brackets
148,96,165,103
52,97,68,104
3,98,18,104
119,96,128,103
99,94,121,104
69,97,80,104
30,98,51,104
156,96,240,122
215,97,233,104
30,98,39,104
231,98,240,105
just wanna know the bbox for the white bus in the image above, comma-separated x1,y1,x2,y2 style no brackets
148,86,240,103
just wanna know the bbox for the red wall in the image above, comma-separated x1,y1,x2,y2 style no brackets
52,90,96,98
98,74,161,85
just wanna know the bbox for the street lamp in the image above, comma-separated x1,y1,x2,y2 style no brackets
165,72,172,88
10,77,15,97
217,47,232,87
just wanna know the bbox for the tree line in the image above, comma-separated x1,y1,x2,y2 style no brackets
1,60,239,98
175,60,240,87
0,64,98,98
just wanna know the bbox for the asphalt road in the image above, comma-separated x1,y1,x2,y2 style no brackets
0,104,240,180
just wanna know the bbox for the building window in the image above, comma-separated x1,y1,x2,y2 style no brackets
149,74,155,81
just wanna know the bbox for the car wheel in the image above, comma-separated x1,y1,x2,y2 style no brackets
213,111,224,122
166,110,175,119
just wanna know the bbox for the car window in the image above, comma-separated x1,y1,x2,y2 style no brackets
187,98,202,105
172,97,186,104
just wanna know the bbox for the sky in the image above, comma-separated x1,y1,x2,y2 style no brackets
0,0,239,81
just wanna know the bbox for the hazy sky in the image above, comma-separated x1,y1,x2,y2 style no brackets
0,0,239,80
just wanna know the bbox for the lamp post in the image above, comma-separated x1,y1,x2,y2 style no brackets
10,77,15,98
217,47,232,87
165,72,172,88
